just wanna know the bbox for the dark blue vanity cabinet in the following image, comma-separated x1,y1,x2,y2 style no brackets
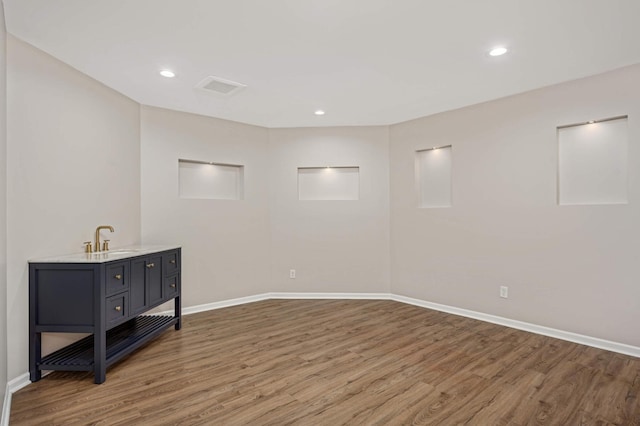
29,247,181,384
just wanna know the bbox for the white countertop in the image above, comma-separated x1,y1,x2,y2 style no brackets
29,245,181,263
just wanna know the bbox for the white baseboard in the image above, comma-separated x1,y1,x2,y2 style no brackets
181,293,272,315
165,292,390,316
2,373,30,426
7,291,639,422
390,294,640,358
268,292,390,300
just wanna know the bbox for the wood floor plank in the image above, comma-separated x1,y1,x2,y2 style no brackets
11,299,640,425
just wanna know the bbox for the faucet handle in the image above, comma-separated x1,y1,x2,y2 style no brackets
102,240,110,251
83,241,93,253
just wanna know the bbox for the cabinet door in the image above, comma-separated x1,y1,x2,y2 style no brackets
130,258,147,316
147,254,164,306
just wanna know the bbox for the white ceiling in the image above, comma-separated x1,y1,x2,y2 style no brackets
4,0,640,128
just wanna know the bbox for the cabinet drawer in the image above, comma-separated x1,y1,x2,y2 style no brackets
106,261,129,296
163,250,180,276
106,292,128,326
164,274,180,298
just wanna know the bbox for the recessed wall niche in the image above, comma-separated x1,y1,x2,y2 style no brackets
298,167,360,200
558,116,628,206
416,145,452,208
178,159,244,200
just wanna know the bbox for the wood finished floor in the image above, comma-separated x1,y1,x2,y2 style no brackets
11,299,640,425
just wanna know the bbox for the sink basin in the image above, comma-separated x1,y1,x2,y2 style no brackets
108,248,147,254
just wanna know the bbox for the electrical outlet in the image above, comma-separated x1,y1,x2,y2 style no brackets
289,269,296,279
500,286,508,299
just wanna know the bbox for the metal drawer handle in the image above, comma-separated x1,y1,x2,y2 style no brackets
146,263,155,268
170,259,176,264
170,283,176,288
114,306,122,312
114,274,122,280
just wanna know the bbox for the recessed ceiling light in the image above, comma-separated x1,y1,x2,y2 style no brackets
160,70,175,78
489,47,508,57
315,110,325,116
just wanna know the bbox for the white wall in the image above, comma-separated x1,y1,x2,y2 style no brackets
141,106,272,305
0,0,8,402
390,64,640,346
268,127,390,293
6,36,141,379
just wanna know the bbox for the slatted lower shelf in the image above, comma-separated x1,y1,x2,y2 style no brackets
39,315,177,371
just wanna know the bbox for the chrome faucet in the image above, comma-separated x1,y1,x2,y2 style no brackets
94,225,114,252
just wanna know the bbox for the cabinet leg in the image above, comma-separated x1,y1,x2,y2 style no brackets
94,330,106,384
94,369,106,384
30,368,42,382
29,332,42,382
175,296,182,330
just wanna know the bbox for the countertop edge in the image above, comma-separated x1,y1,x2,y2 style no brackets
29,245,182,264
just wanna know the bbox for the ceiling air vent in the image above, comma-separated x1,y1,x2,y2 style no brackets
195,75,247,96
